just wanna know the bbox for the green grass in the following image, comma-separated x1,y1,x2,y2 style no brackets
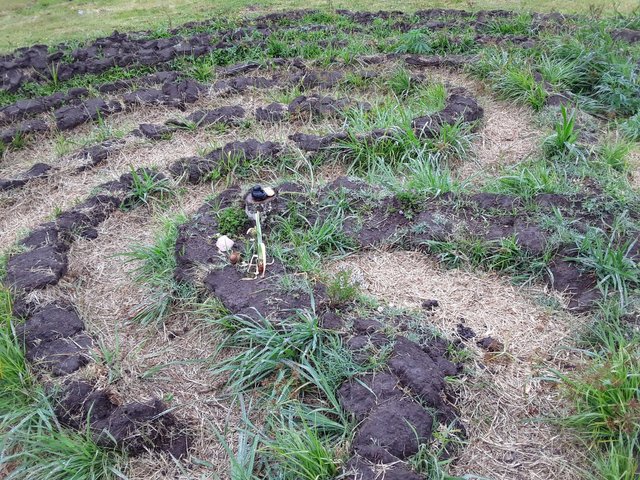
2,0,636,53
0,287,126,479
552,336,640,440
210,311,324,392
217,206,248,237
266,419,338,480
119,213,197,324
571,227,639,308
121,167,175,210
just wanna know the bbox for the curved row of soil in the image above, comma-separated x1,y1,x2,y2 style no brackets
0,8,574,94
175,183,464,478
3,169,189,458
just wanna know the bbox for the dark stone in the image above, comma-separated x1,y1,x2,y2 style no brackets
255,102,286,123
353,317,383,334
469,192,520,210
337,372,402,420
406,54,476,69
161,79,205,104
19,223,64,250
55,381,119,428
181,105,245,127
91,399,178,454
456,322,476,340
353,398,433,460
612,28,640,43
477,336,503,352
546,93,572,107
27,333,93,376
292,69,344,90
347,333,390,351
388,336,457,408
74,139,123,170
288,132,348,152
203,262,323,319
55,195,121,235
219,61,261,76
16,303,84,346
288,94,352,118
171,139,281,183
547,259,600,311
5,245,68,291
135,123,174,140
251,185,269,201
0,162,53,191
421,299,439,311
319,309,344,330
413,92,483,138
343,455,424,480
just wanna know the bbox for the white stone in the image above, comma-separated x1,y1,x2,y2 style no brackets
216,235,234,252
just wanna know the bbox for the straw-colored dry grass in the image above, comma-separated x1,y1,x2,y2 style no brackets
330,250,589,480
0,55,599,479
26,185,244,479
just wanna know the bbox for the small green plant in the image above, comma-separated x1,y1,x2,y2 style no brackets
120,214,196,324
326,270,358,306
387,67,413,97
492,65,547,110
552,337,640,441
597,140,632,172
210,311,322,392
619,113,640,141
266,420,338,480
122,167,174,210
485,13,532,36
394,30,431,54
571,227,639,308
3,424,127,480
592,435,639,480
217,206,247,237
409,422,466,480
542,105,583,160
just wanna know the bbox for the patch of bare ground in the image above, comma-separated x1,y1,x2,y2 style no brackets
329,250,589,480
31,186,244,479
424,69,544,182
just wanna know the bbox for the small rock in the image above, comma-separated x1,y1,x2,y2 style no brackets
477,336,504,352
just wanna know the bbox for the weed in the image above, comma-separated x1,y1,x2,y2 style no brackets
266,419,338,480
121,167,174,210
3,425,127,480
485,13,532,36
596,139,632,172
120,214,197,324
394,30,431,55
571,227,639,308
552,337,640,441
619,113,640,141
271,207,355,273
210,311,322,392
542,105,583,160
387,67,413,97
591,435,639,480
492,65,547,111
490,160,575,200
326,270,359,306
217,206,248,237
409,422,466,480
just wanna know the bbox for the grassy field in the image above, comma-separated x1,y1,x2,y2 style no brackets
0,0,638,51
1,3,639,480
